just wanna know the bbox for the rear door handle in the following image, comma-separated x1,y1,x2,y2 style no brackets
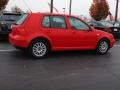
46,30,51,33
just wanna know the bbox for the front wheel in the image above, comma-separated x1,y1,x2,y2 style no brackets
29,40,50,58
96,39,109,55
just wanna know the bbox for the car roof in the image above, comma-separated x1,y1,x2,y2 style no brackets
28,12,87,24
29,12,80,18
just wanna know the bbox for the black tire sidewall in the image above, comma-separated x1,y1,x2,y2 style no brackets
96,40,109,55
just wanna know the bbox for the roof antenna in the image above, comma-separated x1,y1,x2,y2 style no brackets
22,0,32,13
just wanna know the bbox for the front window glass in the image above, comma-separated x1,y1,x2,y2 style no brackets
68,17,89,30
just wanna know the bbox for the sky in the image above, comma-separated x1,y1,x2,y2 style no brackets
5,0,120,18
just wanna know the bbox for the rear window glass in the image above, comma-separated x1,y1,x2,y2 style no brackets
0,14,21,21
16,14,28,25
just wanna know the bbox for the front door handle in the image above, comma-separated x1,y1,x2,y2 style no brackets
72,31,76,34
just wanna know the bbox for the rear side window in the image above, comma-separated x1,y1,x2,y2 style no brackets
16,14,28,25
42,16,66,29
42,16,50,27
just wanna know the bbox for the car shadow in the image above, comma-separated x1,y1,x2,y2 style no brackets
10,50,111,62
0,37,9,43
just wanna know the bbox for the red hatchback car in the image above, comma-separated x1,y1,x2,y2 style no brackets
9,13,115,58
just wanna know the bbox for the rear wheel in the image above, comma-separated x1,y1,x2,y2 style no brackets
29,40,50,58
96,39,109,55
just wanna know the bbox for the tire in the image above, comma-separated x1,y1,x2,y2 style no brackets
29,39,50,58
96,39,109,55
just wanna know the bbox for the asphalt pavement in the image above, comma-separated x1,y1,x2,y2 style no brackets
0,39,120,90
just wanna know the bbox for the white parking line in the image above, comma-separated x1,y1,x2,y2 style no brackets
0,49,17,52
114,45,120,47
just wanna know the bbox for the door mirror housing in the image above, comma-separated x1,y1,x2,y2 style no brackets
89,26,94,31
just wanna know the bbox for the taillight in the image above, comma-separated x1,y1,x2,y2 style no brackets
11,25,26,36
11,23,20,29
1,22,6,25
104,27,111,32
11,25,16,29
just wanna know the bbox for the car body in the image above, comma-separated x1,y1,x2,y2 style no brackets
89,21,120,38
89,21,113,32
110,22,120,39
0,11,22,38
9,13,115,58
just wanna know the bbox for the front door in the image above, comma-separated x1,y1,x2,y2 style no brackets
68,16,97,49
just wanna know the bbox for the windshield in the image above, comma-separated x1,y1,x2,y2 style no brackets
101,22,113,27
90,21,113,27
16,14,28,25
114,22,120,27
90,21,105,27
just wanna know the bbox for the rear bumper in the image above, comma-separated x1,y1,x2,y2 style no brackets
9,34,29,48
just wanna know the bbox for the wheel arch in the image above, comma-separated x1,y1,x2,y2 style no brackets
28,36,52,51
96,37,110,49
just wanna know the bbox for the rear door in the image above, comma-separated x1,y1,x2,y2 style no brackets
41,15,75,49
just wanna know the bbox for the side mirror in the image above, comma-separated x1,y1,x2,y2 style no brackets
89,26,94,31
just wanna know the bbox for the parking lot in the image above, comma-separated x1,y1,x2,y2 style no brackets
0,39,120,90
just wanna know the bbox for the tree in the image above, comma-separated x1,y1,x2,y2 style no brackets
0,0,9,11
89,0,109,21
